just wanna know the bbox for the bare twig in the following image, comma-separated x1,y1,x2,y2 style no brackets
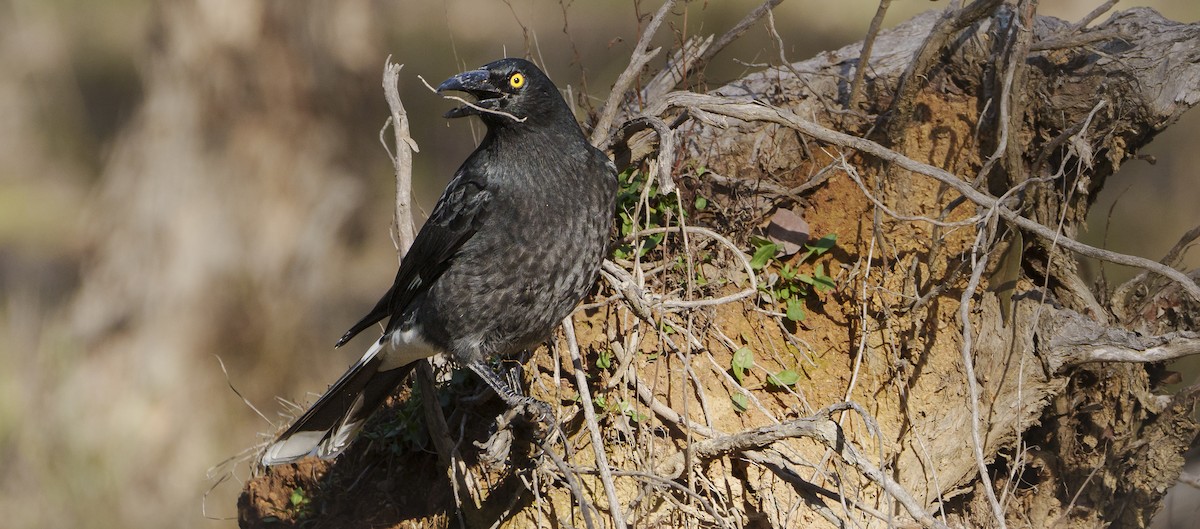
620,115,677,194
653,406,948,529
684,0,784,87
563,316,627,529
840,157,981,228
540,445,599,529
847,0,891,109
959,214,1008,529
619,225,758,310
381,58,419,257
590,0,676,148
1067,0,1119,33
214,355,271,426
602,469,731,527
745,450,890,525
1113,223,1200,318
383,59,487,513
641,35,712,103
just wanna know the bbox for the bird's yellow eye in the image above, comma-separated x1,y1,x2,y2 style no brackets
509,72,525,89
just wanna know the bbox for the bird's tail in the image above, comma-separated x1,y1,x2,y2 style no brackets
262,339,416,465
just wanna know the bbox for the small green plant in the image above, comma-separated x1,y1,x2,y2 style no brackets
596,349,613,370
731,347,754,384
731,392,750,413
729,346,804,412
766,369,800,389
750,233,837,322
594,395,648,422
612,168,681,260
287,486,313,519
614,400,648,423
730,347,755,413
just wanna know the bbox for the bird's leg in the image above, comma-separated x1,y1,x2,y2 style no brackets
466,361,555,434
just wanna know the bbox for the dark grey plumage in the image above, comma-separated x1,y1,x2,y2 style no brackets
263,58,617,465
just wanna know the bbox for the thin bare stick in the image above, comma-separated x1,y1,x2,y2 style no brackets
1067,0,1119,32
602,469,730,527
590,0,676,148
686,0,784,86
959,215,1008,528
414,361,479,509
382,58,419,257
653,406,949,529
848,0,891,109
619,115,677,194
1113,223,1200,312
563,316,628,529
213,355,271,426
840,157,981,227
540,444,598,529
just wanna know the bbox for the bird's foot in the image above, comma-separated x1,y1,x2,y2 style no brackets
516,397,556,442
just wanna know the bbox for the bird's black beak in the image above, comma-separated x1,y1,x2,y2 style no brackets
437,68,490,94
437,69,499,119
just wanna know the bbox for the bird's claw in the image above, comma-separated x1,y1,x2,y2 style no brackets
518,398,556,441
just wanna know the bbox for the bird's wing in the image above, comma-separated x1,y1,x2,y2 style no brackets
335,168,491,347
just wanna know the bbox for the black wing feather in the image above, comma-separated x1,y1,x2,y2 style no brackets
336,169,491,347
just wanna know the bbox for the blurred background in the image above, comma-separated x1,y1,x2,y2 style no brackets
0,1,1196,528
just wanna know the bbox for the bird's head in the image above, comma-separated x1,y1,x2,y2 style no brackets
436,58,566,126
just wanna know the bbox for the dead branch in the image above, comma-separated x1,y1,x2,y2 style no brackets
562,316,627,529
381,58,419,257
959,214,1008,528
1042,308,1200,370
591,0,676,148
683,0,784,88
617,115,678,194
847,0,891,110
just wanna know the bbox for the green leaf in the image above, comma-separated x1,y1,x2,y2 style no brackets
596,350,612,370
731,347,754,384
749,242,778,270
694,195,708,210
779,263,796,280
731,393,749,413
785,298,806,321
290,488,308,508
619,211,634,237
804,233,837,259
767,370,800,388
616,400,647,422
812,264,836,292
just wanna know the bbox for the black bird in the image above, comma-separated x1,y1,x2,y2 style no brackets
262,58,618,465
